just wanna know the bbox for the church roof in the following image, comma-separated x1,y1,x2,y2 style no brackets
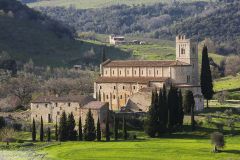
32,95,95,104
102,60,190,67
95,77,169,84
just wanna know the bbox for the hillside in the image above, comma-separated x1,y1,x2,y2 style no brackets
0,0,130,67
25,0,212,9
35,1,240,55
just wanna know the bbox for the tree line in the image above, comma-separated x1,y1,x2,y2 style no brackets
32,109,128,142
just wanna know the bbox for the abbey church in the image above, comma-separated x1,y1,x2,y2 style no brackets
94,35,204,111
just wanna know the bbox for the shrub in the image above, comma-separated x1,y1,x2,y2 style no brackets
211,132,225,153
17,139,24,143
224,109,233,116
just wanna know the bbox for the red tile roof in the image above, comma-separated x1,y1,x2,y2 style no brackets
102,60,190,67
82,101,108,110
95,77,169,84
32,95,95,104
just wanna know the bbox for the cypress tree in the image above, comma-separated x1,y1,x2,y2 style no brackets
32,118,36,142
67,113,77,141
157,89,163,135
0,116,5,129
162,84,168,132
83,109,96,141
201,45,214,108
114,115,118,140
101,47,107,62
178,89,184,127
47,127,51,142
145,90,158,137
78,116,83,141
184,90,195,131
97,117,101,141
123,115,127,140
59,111,68,141
167,85,174,130
105,111,110,141
40,116,44,142
55,121,58,141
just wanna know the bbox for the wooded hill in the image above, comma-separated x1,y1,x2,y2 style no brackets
0,0,130,67
35,1,240,55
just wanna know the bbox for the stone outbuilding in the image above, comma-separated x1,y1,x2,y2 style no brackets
81,101,109,129
30,95,94,123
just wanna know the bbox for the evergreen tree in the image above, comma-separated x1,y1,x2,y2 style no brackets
178,89,184,126
0,116,6,129
114,115,118,140
105,111,110,141
144,90,158,137
101,47,107,62
40,116,44,142
78,116,83,141
83,109,96,141
123,115,127,140
167,85,174,130
157,89,163,135
32,118,36,142
67,113,77,141
201,45,214,108
59,111,68,141
47,127,51,142
97,117,101,141
184,90,195,131
162,84,168,131
55,121,58,141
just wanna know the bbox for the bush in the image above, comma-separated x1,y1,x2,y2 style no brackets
20,142,34,147
12,123,22,131
16,139,24,143
211,132,225,153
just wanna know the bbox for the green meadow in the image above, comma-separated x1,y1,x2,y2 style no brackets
1,101,240,160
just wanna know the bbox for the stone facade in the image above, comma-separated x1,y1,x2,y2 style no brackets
80,101,109,129
94,35,204,111
30,95,103,123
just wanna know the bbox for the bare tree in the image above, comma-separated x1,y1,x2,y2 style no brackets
7,76,37,107
0,127,16,145
225,55,240,76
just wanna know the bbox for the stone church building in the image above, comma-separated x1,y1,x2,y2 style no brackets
94,35,204,111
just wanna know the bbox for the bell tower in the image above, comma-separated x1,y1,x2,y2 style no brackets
176,35,199,85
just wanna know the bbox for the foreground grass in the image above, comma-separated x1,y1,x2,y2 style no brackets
39,136,240,160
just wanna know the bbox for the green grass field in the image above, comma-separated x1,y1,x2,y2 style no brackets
214,74,240,92
27,0,212,9
1,101,240,160
39,137,240,160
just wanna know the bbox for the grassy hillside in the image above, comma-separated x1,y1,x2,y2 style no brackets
0,0,130,67
27,0,212,9
214,74,240,92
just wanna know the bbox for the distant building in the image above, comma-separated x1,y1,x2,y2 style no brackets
30,95,109,126
109,35,126,45
94,35,204,111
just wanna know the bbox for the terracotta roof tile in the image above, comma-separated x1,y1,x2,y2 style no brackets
103,60,190,67
82,101,108,110
32,95,95,104
95,77,169,84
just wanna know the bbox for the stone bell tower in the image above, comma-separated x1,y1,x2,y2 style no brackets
176,35,199,85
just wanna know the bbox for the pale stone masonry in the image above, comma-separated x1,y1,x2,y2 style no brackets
94,35,204,111
30,95,109,125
